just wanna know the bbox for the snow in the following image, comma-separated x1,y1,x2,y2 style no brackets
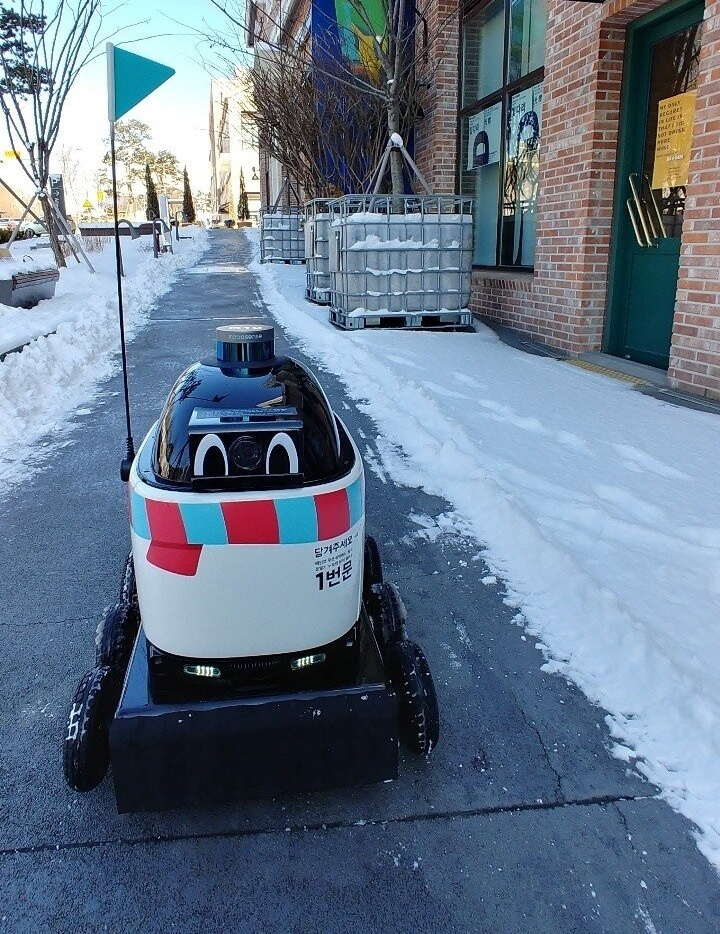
349,235,437,250
335,212,469,226
246,232,720,873
1,226,720,875
0,251,58,278
0,229,209,491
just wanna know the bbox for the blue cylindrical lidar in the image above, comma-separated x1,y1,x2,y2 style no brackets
216,324,275,363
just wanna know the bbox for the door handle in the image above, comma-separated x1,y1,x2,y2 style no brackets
642,174,668,240
628,174,656,247
626,197,648,247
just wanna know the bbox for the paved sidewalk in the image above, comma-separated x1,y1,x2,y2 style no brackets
1,229,718,933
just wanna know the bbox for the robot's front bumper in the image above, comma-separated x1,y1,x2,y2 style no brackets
109,611,399,813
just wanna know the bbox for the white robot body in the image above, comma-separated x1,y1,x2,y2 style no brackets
129,429,364,659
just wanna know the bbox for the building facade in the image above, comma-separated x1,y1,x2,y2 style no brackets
245,0,719,400
209,75,261,223
416,0,720,400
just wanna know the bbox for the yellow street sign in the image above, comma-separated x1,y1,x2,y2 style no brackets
83,199,93,209
4,150,20,159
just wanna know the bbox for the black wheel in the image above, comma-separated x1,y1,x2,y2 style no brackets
95,601,134,671
386,640,440,756
120,551,140,630
23,228,34,239
363,535,383,597
63,666,116,792
96,553,140,671
368,581,407,651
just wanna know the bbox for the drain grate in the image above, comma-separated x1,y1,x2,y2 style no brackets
565,359,648,386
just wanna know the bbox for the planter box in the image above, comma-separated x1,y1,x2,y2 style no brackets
0,267,59,308
328,195,473,317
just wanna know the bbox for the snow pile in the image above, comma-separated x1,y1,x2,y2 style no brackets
0,230,209,492
0,252,58,277
248,231,720,873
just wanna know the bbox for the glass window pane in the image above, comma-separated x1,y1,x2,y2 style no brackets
500,83,542,266
462,0,505,108
508,0,547,84
460,103,503,265
644,23,702,238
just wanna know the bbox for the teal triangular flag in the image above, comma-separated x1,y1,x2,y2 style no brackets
108,44,175,122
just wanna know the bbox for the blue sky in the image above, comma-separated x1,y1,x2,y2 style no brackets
55,0,247,196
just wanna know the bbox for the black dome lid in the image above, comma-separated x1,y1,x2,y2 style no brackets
150,355,349,490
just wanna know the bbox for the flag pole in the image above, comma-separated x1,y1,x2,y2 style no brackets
106,41,174,479
107,42,135,477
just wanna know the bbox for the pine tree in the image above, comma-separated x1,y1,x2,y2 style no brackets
145,162,159,219
182,167,196,223
237,168,250,221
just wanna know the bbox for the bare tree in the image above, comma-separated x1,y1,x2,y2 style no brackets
56,142,80,207
205,0,453,195
239,52,386,199
0,1,107,265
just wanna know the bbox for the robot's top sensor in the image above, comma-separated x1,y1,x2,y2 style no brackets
216,324,275,364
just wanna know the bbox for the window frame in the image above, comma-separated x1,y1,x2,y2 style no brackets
456,0,545,271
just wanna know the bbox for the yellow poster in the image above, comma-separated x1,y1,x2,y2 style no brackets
652,90,697,189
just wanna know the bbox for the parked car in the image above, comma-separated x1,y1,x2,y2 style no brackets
20,218,48,238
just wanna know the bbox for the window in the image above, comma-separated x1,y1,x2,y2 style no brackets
459,0,547,268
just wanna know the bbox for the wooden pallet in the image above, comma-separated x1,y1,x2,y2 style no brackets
329,308,474,331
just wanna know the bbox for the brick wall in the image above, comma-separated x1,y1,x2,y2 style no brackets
670,0,720,398
415,0,461,193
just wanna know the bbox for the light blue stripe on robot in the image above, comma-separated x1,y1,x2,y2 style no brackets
180,503,229,545
347,476,364,527
275,496,318,544
131,489,151,539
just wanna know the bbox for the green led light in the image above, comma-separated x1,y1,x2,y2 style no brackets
290,653,327,671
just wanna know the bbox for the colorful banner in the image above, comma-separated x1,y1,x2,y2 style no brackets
311,0,386,76
310,0,402,192
652,90,696,190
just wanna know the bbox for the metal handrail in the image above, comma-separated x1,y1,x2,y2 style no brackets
152,217,174,257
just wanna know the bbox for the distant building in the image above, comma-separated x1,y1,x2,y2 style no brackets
0,146,37,217
209,75,261,223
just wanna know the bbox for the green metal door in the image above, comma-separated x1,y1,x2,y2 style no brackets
607,0,704,369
